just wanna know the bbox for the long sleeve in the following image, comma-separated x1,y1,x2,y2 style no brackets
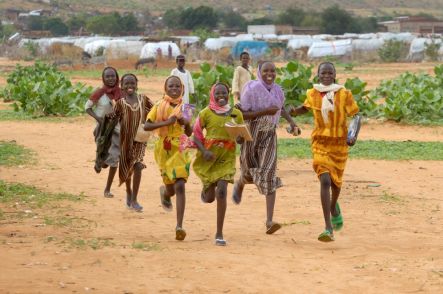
187,70,194,94
232,67,240,94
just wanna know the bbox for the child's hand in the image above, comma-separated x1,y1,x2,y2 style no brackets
265,106,280,115
287,123,301,136
203,150,215,161
96,117,104,125
177,117,189,125
236,136,245,144
167,116,177,125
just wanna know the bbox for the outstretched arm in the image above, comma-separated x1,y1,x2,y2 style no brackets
144,116,177,131
193,136,215,161
288,105,309,116
281,106,300,135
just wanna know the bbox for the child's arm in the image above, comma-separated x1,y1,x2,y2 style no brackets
236,136,245,144
179,119,193,137
193,136,215,161
144,116,177,131
238,105,280,120
288,105,309,116
85,100,102,123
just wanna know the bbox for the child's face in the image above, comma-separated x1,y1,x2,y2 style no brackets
261,62,276,85
176,57,185,68
122,75,137,95
240,54,250,66
318,64,336,86
103,68,117,87
166,77,182,99
214,84,228,107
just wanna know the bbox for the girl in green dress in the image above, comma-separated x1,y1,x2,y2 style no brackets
192,83,245,246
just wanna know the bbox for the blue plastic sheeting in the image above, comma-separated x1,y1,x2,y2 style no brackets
231,41,269,58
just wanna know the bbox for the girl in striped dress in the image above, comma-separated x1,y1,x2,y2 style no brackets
233,61,299,235
193,83,245,246
109,74,153,212
144,76,193,241
289,62,360,242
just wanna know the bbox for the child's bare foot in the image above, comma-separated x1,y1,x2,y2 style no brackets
232,182,244,205
104,190,114,198
131,201,143,212
126,193,131,208
160,186,173,212
175,226,186,241
266,221,281,234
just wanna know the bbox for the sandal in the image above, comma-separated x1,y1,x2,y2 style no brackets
160,186,173,212
131,202,143,212
318,229,335,242
215,238,227,246
331,202,343,231
266,222,282,235
104,191,114,198
175,227,186,241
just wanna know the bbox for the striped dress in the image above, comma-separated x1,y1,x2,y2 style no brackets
111,94,153,185
304,88,359,187
240,115,282,195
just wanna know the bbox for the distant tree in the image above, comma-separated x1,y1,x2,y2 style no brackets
67,14,87,32
320,5,354,34
248,17,274,25
300,14,322,27
219,9,247,30
192,28,219,43
121,13,140,31
276,8,305,26
355,17,378,33
28,16,45,30
181,6,218,30
86,13,121,35
163,8,183,29
44,18,69,36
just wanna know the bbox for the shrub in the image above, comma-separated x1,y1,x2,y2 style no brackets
378,40,408,62
424,40,441,61
2,62,92,116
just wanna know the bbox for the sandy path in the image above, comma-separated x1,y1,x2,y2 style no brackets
1,118,442,293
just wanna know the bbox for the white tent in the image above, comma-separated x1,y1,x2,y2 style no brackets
287,37,314,50
352,38,385,51
307,39,352,58
204,37,238,50
105,40,145,59
139,42,180,58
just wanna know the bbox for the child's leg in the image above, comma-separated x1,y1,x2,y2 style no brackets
330,182,341,217
125,176,132,207
215,180,228,240
232,176,245,204
320,173,333,232
174,179,186,229
131,162,143,211
202,183,216,203
104,166,117,197
265,191,281,235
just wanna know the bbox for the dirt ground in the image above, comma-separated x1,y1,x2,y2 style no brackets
1,60,443,293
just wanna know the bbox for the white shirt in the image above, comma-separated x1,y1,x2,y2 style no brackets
170,68,195,104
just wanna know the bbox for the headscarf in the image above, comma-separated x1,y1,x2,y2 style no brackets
313,83,344,123
156,75,184,137
90,67,122,101
209,83,231,114
240,61,285,125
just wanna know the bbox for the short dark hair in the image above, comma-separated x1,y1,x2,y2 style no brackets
317,62,336,75
120,73,138,87
176,55,185,61
240,51,249,58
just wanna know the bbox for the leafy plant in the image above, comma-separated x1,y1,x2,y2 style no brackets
344,77,378,117
2,62,93,116
424,40,441,61
276,60,313,106
369,67,443,123
192,62,234,110
378,40,408,62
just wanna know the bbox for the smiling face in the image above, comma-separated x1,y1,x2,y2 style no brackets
166,76,182,99
121,75,137,96
318,63,336,86
176,56,185,69
103,68,117,87
213,84,229,107
260,62,276,85
240,53,250,67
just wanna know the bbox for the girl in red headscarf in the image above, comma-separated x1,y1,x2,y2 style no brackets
192,82,245,246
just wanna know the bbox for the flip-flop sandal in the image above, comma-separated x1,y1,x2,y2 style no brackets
131,202,143,212
160,186,173,212
318,229,335,242
104,191,114,198
266,222,282,234
215,238,227,246
331,202,343,231
175,227,186,241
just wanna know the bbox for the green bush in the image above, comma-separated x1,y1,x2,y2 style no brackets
424,40,441,61
378,40,408,62
2,62,93,116
276,60,313,106
344,77,378,117
369,65,443,123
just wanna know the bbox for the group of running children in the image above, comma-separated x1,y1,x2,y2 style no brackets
85,52,361,246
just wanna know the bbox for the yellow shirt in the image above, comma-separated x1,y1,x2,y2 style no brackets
232,66,252,96
146,102,184,138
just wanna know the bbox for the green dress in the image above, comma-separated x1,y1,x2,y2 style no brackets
192,107,244,190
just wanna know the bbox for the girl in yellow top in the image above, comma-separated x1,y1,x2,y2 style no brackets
289,62,359,242
192,83,245,246
144,76,193,241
